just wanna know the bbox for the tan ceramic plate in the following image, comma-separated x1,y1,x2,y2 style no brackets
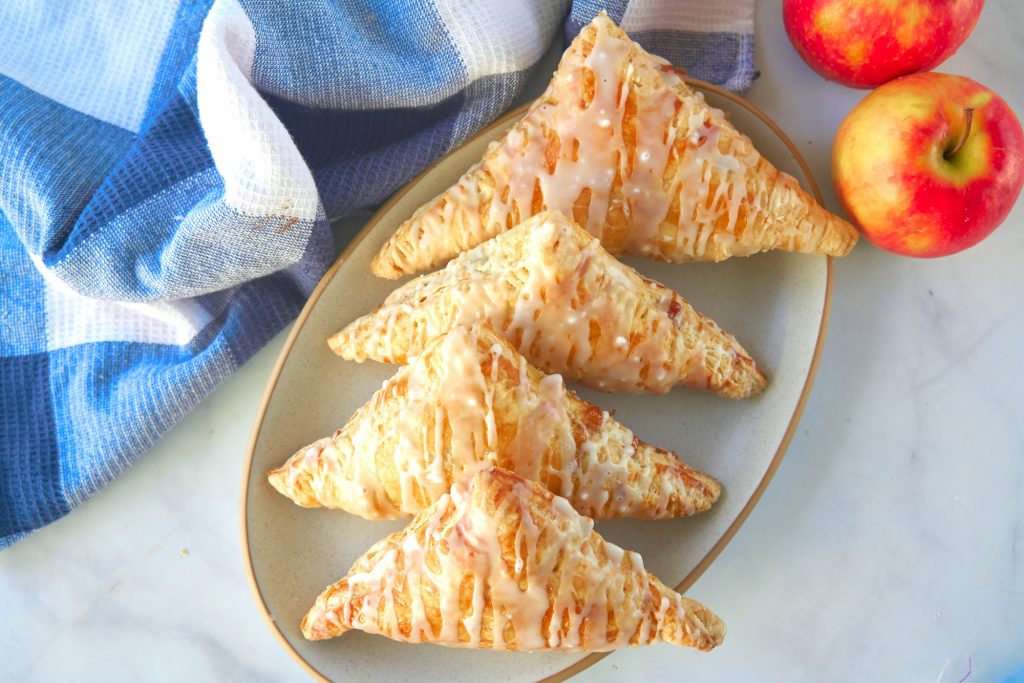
242,79,832,682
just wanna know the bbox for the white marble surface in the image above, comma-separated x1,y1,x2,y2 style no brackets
3,1,1023,681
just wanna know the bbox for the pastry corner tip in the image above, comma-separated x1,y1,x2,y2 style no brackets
823,215,862,258
716,364,768,400
265,466,286,493
300,613,332,642
325,331,351,357
300,594,354,641
675,598,727,652
751,367,769,395
697,614,727,652
703,473,724,505
705,610,727,650
265,464,318,508
369,251,406,280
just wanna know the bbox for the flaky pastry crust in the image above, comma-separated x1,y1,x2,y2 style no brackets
301,467,726,652
371,13,857,279
333,211,766,398
271,324,720,519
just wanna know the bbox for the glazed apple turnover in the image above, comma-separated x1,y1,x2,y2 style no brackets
270,324,720,520
371,12,858,279
332,211,765,398
301,466,726,652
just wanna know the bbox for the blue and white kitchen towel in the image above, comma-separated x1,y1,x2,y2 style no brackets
0,0,755,547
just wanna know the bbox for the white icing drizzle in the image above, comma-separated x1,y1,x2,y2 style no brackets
450,218,706,394
399,14,770,266
336,207,757,396
276,324,715,519
308,469,690,651
335,205,768,396
395,327,497,508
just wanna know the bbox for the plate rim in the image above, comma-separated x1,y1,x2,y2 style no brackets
239,77,834,683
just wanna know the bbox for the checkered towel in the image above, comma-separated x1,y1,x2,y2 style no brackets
0,0,756,547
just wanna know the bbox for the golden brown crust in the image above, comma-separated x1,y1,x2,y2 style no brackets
269,324,721,519
300,467,726,652
371,13,857,279
335,212,766,398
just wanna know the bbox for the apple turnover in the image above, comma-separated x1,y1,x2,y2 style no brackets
301,466,726,652
332,211,765,398
270,324,720,520
371,12,857,279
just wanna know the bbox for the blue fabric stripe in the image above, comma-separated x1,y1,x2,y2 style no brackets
41,62,333,301
267,91,464,218
139,0,215,130
565,0,630,39
268,71,530,221
728,33,758,92
0,76,134,255
0,353,65,540
243,0,468,109
49,340,234,508
48,89,213,268
313,128,457,221
629,30,757,91
48,263,312,514
52,184,328,301
265,87,463,177
443,71,532,154
0,216,48,356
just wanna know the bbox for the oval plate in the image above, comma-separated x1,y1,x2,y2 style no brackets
242,79,832,682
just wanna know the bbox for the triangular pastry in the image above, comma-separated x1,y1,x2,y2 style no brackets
331,211,766,399
370,12,857,279
270,324,720,520
301,466,726,652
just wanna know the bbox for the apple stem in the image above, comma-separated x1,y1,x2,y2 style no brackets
945,107,975,159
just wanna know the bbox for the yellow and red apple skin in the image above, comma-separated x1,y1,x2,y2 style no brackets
833,73,1024,257
783,0,983,88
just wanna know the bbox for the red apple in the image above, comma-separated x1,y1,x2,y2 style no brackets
832,73,1023,257
783,0,984,88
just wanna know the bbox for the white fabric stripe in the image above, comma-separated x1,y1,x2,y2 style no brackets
620,0,754,35
434,0,567,83
0,0,181,132
196,0,319,220
34,256,209,350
